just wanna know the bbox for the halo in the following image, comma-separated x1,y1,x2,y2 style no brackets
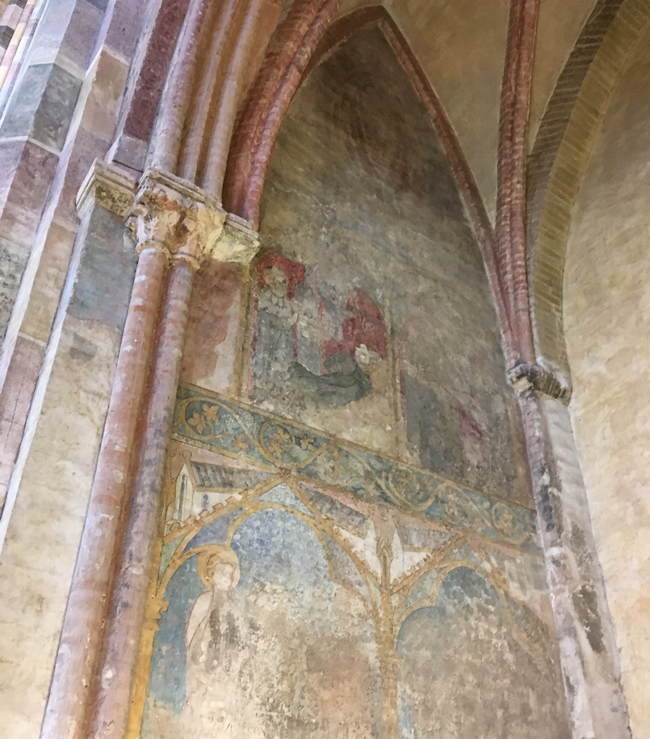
196,545,241,590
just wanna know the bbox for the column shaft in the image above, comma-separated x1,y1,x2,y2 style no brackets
91,259,195,739
40,246,168,739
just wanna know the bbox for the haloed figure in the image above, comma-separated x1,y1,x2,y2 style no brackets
181,546,263,738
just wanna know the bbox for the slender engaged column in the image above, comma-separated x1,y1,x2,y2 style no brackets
40,168,186,739
518,390,596,739
86,168,231,738
92,257,194,739
149,0,215,174
90,170,259,739
202,0,268,196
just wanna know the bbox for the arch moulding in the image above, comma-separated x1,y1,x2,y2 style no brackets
528,0,650,375
222,2,514,358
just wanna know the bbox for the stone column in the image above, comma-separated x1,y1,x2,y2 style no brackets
90,169,259,739
39,164,175,739
509,364,632,739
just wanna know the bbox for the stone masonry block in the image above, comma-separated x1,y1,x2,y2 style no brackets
68,206,136,329
58,0,105,72
0,138,58,246
0,62,82,151
0,234,29,339
20,221,76,342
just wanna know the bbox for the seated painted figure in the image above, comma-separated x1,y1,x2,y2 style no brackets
252,251,389,409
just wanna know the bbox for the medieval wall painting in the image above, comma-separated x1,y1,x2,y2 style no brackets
137,440,569,739
136,27,572,739
252,28,530,505
249,250,396,454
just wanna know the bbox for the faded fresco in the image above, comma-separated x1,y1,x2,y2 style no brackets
248,28,529,504
136,438,569,739
248,249,394,452
135,28,570,739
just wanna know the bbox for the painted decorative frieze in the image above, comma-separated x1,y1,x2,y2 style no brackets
172,382,538,554
134,439,566,739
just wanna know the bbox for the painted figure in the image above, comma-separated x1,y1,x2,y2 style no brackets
252,251,389,408
253,257,301,397
180,547,263,738
144,469,567,739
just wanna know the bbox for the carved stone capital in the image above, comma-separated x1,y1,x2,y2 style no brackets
76,160,138,218
129,168,226,268
210,213,260,264
506,362,572,404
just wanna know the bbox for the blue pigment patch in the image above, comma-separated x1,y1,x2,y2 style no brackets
148,558,203,714
258,483,314,516
184,508,244,551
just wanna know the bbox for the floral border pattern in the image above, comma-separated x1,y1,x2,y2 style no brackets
172,383,540,553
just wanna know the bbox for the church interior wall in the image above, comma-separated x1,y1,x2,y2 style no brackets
141,26,570,739
564,23,650,736
0,1,644,737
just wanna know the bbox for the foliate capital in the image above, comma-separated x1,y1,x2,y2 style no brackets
128,169,226,268
76,160,138,218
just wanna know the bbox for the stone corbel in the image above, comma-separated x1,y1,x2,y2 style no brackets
76,159,138,219
506,362,572,404
208,212,260,264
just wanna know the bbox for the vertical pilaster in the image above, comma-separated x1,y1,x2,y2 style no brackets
509,365,632,739
0,160,138,739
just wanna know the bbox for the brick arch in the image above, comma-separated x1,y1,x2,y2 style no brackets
527,0,650,375
223,3,513,355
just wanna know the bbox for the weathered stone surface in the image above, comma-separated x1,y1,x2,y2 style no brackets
129,168,226,268
0,138,58,246
0,62,82,150
0,234,29,333
0,315,122,739
0,139,58,339
0,334,42,511
180,259,242,392
565,21,650,737
68,205,137,329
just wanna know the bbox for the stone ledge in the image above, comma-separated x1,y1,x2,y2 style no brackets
76,159,138,218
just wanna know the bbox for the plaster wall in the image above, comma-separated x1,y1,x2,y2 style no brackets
564,25,650,738
162,28,569,739
383,0,508,220
335,0,598,221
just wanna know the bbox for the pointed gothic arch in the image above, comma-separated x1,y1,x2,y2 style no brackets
527,0,650,374
222,4,514,355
